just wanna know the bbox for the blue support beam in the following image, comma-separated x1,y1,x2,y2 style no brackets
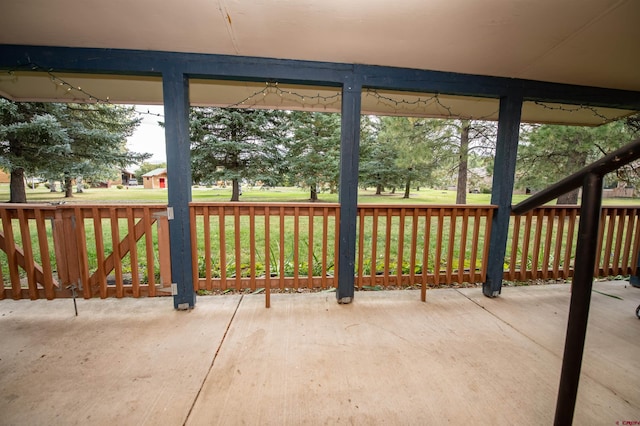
336,78,362,303
483,93,523,297
162,70,196,309
1,45,640,110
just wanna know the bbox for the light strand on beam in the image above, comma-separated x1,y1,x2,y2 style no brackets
1,62,165,118
364,88,499,121
225,81,342,110
532,101,610,123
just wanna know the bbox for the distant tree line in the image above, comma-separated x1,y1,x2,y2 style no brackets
3,96,638,205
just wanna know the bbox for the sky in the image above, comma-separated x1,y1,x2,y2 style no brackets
126,105,167,163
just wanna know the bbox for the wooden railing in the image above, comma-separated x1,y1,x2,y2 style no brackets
0,203,171,300
190,203,340,305
505,205,640,282
1,202,639,300
355,205,495,301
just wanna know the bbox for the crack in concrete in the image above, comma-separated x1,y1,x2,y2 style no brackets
183,294,244,425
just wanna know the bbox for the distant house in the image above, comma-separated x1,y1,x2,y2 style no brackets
121,169,136,185
142,168,168,189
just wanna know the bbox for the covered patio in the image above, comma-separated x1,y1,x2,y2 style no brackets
1,280,638,424
2,1,640,424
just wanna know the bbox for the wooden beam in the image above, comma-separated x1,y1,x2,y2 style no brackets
1,45,639,110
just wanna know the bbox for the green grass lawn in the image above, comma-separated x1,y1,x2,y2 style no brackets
1,183,639,205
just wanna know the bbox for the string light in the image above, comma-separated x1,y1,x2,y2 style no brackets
532,101,610,123
225,81,341,110
364,88,502,120
2,61,167,118
1,61,619,123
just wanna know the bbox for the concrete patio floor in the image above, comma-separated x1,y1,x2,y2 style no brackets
1,281,639,425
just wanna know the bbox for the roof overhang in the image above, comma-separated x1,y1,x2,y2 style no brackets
1,0,639,125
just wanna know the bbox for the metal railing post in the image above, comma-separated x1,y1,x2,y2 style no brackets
553,173,602,426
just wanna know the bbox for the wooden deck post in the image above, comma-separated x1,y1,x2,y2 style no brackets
484,92,523,297
336,77,361,304
163,69,196,309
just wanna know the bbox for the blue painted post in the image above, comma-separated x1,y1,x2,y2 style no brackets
483,93,523,297
162,70,196,309
336,78,362,303
631,252,640,287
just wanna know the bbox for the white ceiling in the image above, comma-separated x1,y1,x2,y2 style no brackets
1,0,639,124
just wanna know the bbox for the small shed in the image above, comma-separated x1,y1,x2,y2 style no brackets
142,168,168,189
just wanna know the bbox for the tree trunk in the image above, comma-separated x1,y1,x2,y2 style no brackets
391,187,396,194
64,175,74,198
9,167,27,203
557,189,580,205
49,179,57,192
556,149,588,205
310,183,318,201
230,179,240,201
375,184,383,195
456,120,470,204
403,178,411,199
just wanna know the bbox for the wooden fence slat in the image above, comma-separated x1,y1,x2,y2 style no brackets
383,209,392,286
553,209,566,279
410,209,418,285
333,207,340,288
190,204,199,291
322,207,328,289
531,210,544,278
421,209,432,301
73,207,92,299
594,209,607,275
234,206,241,290
127,208,140,297
308,207,314,289
563,209,578,279
520,212,533,280
17,209,37,299
357,208,365,288
109,208,124,298
92,207,108,298
434,209,444,285
621,210,636,272
279,207,285,289
480,209,493,283
397,208,405,286
458,209,469,284
143,207,156,296
293,206,300,289
265,207,271,308
218,206,227,289
446,209,456,283
249,206,256,290
541,209,555,280
509,215,521,281
157,215,172,287
602,208,616,275
469,209,481,283
630,212,640,277
371,209,378,283
203,206,212,290
612,209,626,276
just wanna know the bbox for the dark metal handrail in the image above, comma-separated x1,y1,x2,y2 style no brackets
512,137,640,426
